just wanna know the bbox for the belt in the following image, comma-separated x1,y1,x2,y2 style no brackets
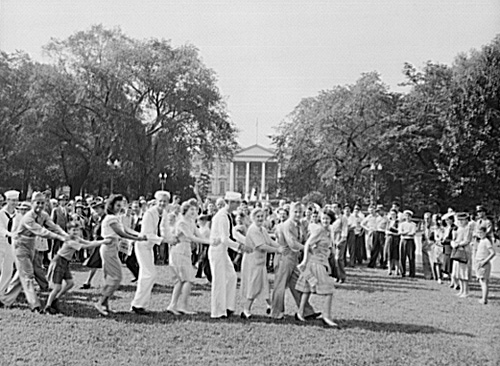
401,236,414,240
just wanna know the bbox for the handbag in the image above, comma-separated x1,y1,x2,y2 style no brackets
450,246,468,264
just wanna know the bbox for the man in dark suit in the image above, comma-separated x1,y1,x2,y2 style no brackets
50,194,69,258
271,202,319,320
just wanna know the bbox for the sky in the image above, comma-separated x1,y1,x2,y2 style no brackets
1,0,499,148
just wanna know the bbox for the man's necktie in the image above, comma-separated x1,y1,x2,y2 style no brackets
5,212,14,244
228,214,235,242
157,214,162,237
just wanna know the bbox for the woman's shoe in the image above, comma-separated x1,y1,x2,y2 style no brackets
240,311,252,319
177,309,197,315
295,313,306,322
95,303,109,316
80,283,91,290
167,308,181,316
266,306,271,315
322,317,340,328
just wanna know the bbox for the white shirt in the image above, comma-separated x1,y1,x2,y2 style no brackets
0,207,16,245
209,207,239,251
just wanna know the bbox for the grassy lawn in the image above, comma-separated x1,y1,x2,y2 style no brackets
1,262,499,366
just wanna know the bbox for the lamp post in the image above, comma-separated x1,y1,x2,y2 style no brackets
106,158,121,194
370,163,383,204
333,174,339,202
159,172,168,190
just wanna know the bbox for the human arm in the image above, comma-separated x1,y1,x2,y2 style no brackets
478,242,496,267
297,227,323,271
282,222,304,252
77,237,112,248
22,213,67,241
251,227,282,254
178,221,211,245
110,221,146,241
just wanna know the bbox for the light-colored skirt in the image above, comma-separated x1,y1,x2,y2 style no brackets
169,241,195,283
452,254,471,281
240,255,269,300
296,261,335,295
100,241,123,286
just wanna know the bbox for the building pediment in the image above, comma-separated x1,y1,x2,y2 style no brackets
234,144,276,161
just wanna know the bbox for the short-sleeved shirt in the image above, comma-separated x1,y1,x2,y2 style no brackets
57,239,84,261
475,238,494,262
101,214,122,239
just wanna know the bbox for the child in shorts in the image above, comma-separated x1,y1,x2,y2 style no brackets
45,221,109,314
475,227,496,304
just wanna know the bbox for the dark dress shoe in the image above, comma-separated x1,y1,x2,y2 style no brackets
80,284,91,289
31,306,43,314
0,300,4,308
240,311,252,319
45,306,58,315
304,312,322,320
131,306,148,315
226,309,234,317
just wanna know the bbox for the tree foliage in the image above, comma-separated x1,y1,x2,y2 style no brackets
276,35,500,212
0,25,238,199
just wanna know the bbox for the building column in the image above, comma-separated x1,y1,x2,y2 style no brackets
261,162,266,200
229,162,235,191
245,161,250,199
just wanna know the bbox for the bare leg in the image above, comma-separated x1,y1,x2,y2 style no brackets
243,298,254,314
84,269,98,286
297,292,310,318
479,279,488,304
46,284,62,307
178,282,194,313
168,281,183,311
57,279,74,299
323,295,333,320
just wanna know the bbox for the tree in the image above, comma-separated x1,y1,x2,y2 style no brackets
275,72,397,204
13,24,239,197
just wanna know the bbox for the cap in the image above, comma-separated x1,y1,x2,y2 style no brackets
4,190,20,200
31,192,46,202
224,191,242,201
476,205,486,213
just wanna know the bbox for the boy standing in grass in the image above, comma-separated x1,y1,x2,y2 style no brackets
45,221,109,314
475,226,496,305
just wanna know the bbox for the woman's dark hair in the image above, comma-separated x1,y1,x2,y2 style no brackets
181,198,198,216
106,194,124,215
323,210,335,224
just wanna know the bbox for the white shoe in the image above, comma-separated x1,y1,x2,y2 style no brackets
322,317,340,328
95,303,109,316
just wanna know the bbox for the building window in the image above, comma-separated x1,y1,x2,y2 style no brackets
219,180,226,195
219,163,227,176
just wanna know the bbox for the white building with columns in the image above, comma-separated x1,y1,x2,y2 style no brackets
191,144,280,200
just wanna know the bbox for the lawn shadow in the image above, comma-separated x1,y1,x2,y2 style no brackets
43,301,477,337
337,318,475,337
338,271,440,293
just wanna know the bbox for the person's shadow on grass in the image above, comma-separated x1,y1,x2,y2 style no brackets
51,296,474,337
